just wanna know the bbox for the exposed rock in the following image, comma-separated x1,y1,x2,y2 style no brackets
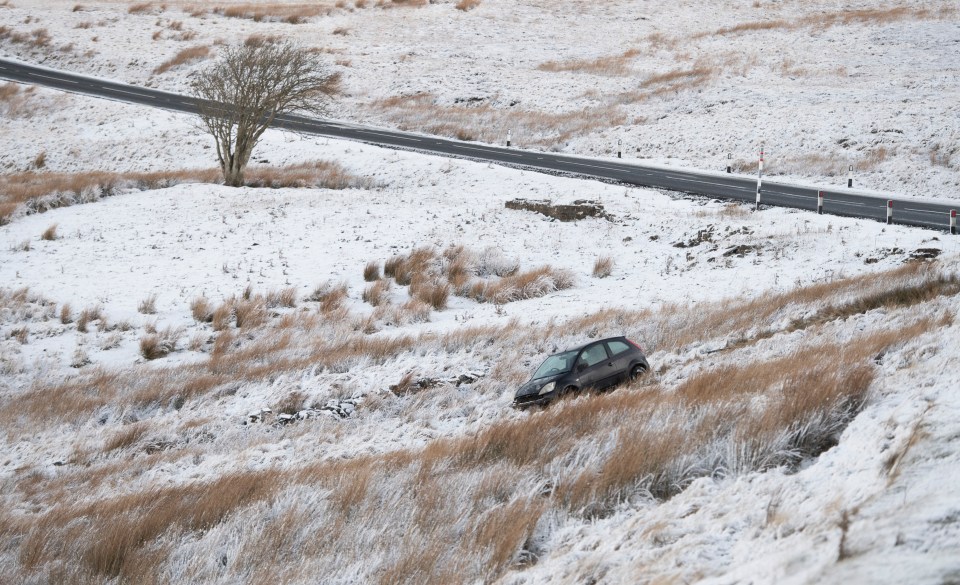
673,226,715,248
505,198,611,222
390,371,485,396
722,244,761,257
909,248,941,261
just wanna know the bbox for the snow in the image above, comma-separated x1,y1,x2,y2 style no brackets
2,1,960,583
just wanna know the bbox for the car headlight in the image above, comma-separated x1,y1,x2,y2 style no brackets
538,381,556,395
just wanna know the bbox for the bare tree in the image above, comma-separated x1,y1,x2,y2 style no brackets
190,41,338,187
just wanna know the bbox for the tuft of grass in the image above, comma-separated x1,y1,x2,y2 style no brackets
153,45,210,74
538,48,640,77
592,256,614,278
363,279,391,307
363,261,381,282
59,303,72,324
410,278,450,310
32,150,46,169
455,0,481,11
467,266,575,304
137,293,157,315
10,326,29,344
41,223,57,241
139,326,182,360
127,2,153,14
212,3,334,23
308,281,348,313
263,287,297,309
190,297,213,323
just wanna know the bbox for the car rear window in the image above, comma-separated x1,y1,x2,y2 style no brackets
607,340,630,356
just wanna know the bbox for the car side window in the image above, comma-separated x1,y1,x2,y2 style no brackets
607,340,630,356
579,344,609,368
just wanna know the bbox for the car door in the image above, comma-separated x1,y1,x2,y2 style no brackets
575,342,614,390
604,339,634,385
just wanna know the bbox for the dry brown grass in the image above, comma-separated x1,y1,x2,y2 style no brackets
189,296,213,323
455,0,480,11
592,256,613,278
0,169,215,225
137,293,157,315
2,259,954,583
539,48,640,77
243,161,375,190
139,326,182,360
102,421,150,453
152,44,210,74
0,26,51,49
370,92,627,148
410,277,450,310
127,2,153,14
75,305,102,333
467,266,575,304
379,245,572,306
692,5,956,40
0,163,370,226
308,281,349,313
362,279,391,307
40,223,57,241
363,260,381,282
209,3,334,23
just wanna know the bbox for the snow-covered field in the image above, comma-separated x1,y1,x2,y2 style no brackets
2,1,960,583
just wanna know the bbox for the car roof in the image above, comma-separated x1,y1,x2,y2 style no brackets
556,336,625,354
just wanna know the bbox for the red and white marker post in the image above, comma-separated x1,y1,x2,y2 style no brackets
817,190,824,215
951,210,957,235
887,200,893,225
755,144,764,211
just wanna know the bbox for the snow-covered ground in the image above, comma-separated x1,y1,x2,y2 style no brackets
2,1,960,583
1,0,959,198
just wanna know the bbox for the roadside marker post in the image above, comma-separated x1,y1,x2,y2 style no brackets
727,152,732,174
887,200,893,225
951,210,957,235
817,191,824,215
506,130,511,148
617,139,622,159
755,144,764,211
848,165,853,188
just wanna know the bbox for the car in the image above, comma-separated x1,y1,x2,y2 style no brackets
513,336,649,408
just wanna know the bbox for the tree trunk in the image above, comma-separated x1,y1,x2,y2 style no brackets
222,150,249,187
223,159,244,187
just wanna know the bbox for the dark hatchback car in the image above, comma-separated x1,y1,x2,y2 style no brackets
513,336,649,408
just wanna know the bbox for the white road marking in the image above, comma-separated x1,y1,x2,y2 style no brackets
454,145,522,157
904,207,947,215
29,72,78,84
102,86,155,99
565,161,626,172
357,129,421,142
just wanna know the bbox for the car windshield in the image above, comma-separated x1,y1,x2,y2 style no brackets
532,350,578,380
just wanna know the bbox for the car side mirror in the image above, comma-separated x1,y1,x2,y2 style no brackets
577,363,587,372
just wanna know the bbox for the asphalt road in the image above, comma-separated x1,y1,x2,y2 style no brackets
2,58,958,232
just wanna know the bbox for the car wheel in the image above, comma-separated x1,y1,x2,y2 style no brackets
629,364,647,381
560,386,577,398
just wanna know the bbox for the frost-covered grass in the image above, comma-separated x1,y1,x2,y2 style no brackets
1,0,959,197
0,260,954,582
2,1,960,582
